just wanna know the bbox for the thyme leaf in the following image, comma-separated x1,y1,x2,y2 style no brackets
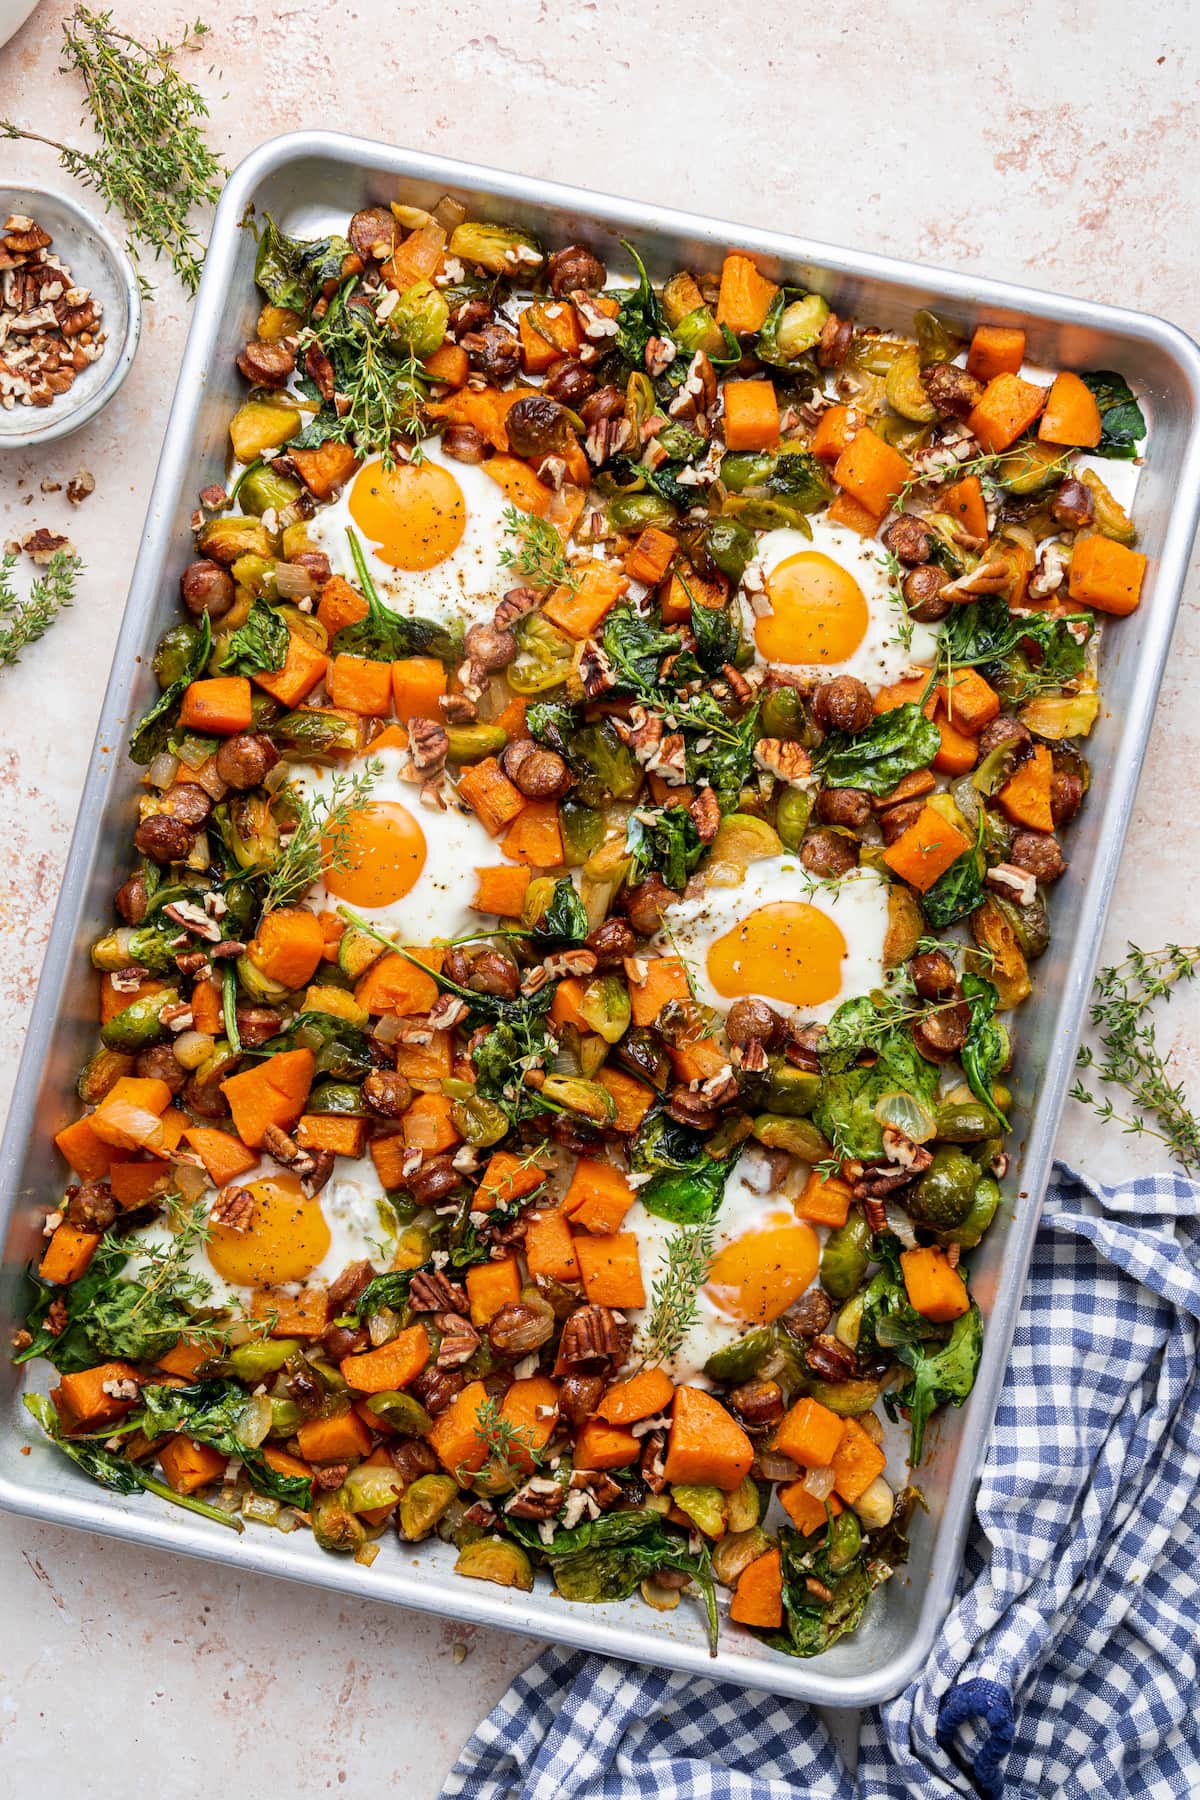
0,548,81,671
261,758,381,914
498,506,578,591
1071,942,1200,1170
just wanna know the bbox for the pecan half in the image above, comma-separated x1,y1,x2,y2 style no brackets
211,1185,254,1232
408,715,449,773
436,1312,481,1368
554,1303,626,1374
409,1268,468,1313
754,738,813,785
260,1123,315,1178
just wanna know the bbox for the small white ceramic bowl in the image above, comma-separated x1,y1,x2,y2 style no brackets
0,183,142,448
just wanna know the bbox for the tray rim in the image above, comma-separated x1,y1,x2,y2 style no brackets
3,127,1200,1706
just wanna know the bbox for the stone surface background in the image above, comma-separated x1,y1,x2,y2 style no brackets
1,1,1197,1790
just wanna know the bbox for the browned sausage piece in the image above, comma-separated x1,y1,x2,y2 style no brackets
180,559,235,617
978,716,1032,760
214,734,279,791
161,784,212,829
800,830,858,878
548,245,607,296
1050,768,1084,826
134,1044,187,1094
236,340,296,388
815,787,872,829
348,207,397,260
1010,830,1067,881
812,675,873,735
882,514,931,566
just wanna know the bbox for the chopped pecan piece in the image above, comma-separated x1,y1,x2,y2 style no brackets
408,715,449,773
211,1185,254,1232
409,1268,468,1313
554,1303,627,1374
754,738,813,784
435,1312,481,1368
260,1124,315,1179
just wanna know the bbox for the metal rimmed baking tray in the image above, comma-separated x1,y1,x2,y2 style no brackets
3,131,1200,1706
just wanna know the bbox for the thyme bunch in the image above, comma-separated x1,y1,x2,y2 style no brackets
1,9,224,296
261,759,381,913
1071,942,1200,1169
0,548,81,671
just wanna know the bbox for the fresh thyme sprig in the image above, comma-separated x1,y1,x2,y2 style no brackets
313,297,428,468
471,1394,544,1488
643,1220,716,1366
261,758,381,913
879,547,915,652
896,442,1074,512
0,548,81,671
498,506,578,591
1,9,224,297
1071,942,1200,1169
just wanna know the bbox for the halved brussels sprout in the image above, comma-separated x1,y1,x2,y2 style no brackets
773,294,829,359
271,708,360,757
670,1484,728,1538
455,1537,535,1589
883,884,923,968
726,1476,761,1534
447,222,543,275
607,491,678,532
703,1326,776,1384
913,308,966,364
991,891,1049,960
343,1462,406,1514
76,1047,135,1106
538,1075,617,1124
712,1526,773,1588
766,1064,820,1117
154,621,205,690
674,305,726,357
311,1489,367,1554
560,797,606,867
662,271,706,328
751,1114,830,1160
994,440,1067,495
389,279,449,356
580,975,632,1045
237,951,291,1005
805,1371,894,1417
365,1390,434,1435
450,1092,510,1147
229,399,302,464
820,1212,872,1302
509,614,575,696
196,515,272,567
851,1475,895,1531
338,925,384,981
934,1097,1004,1143
230,553,278,600
759,686,806,741
99,986,180,1052
307,1079,367,1115
705,518,756,583
257,303,304,342
229,1338,301,1382
955,1174,1001,1249
906,1146,979,1231
774,788,813,853
1020,684,1099,740
885,347,937,424
705,813,785,887
445,722,509,764
220,792,281,873
237,464,302,518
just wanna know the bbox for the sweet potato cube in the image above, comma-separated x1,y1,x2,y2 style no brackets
775,1396,845,1470
575,1232,646,1309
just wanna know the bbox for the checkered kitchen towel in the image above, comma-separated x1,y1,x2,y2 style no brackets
444,1166,1200,1800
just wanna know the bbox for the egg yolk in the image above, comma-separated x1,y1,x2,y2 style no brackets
755,552,869,665
348,457,466,570
706,901,847,1009
321,800,427,909
705,1222,820,1323
207,1174,331,1288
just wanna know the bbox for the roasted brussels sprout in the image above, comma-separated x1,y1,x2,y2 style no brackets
365,1390,435,1435
559,797,606,866
580,974,632,1045
705,518,756,583
447,222,543,275
455,1537,535,1589
774,787,813,852
955,1175,1001,1249
820,1212,873,1302
76,1047,135,1106
311,1488,367,1554
607,491,678,532
227,1338,301,1381
673,305,727,357
450,1091,510,1147
229,399,302,464
236,463,303,518
571,721,639,807
445,722,509,764
712,1526,773,1588
885,347,937,423
388,279,450,357
99,986,180,1052
751,1114,830,1161
153,621,205,690
772,294,829,359
509,614,575,696
271,708,361,757
907,1146,979,1232
759,686,806,741
671,1484,728,1537
196,515,272,567
766,1064,820,1117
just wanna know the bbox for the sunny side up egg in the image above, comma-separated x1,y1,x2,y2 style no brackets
744,520,939,691
129,1155,399,1312
628,1148,821,1383
292,742,499,944
660,861,890,1026
307,436,514,630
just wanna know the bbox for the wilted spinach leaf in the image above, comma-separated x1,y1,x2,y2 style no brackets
939,597,1092,684
614,241,667,368
961,973,1009,1125
625,806,704,892
1080,370,1147,460
921,811,986,930
24,1394,239,1529
129,612,212,765
816,701,941,794
551,1522,719,1653
217,598,288,676
532,876,587,944
254,215,351,318
892,1303,983,1463
139,1380,313,1507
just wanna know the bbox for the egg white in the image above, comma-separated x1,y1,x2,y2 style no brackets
128,1154,399,1313
294,741,501,945
657,861,890,1028
307,436,515,630
743,519,938,690
627,1146,810,1384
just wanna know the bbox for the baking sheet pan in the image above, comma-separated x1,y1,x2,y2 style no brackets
3,130,1200,1704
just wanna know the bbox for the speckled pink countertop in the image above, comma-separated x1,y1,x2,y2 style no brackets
2,3,1198,1790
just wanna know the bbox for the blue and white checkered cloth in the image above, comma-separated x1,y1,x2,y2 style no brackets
444,1166,1200,1800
